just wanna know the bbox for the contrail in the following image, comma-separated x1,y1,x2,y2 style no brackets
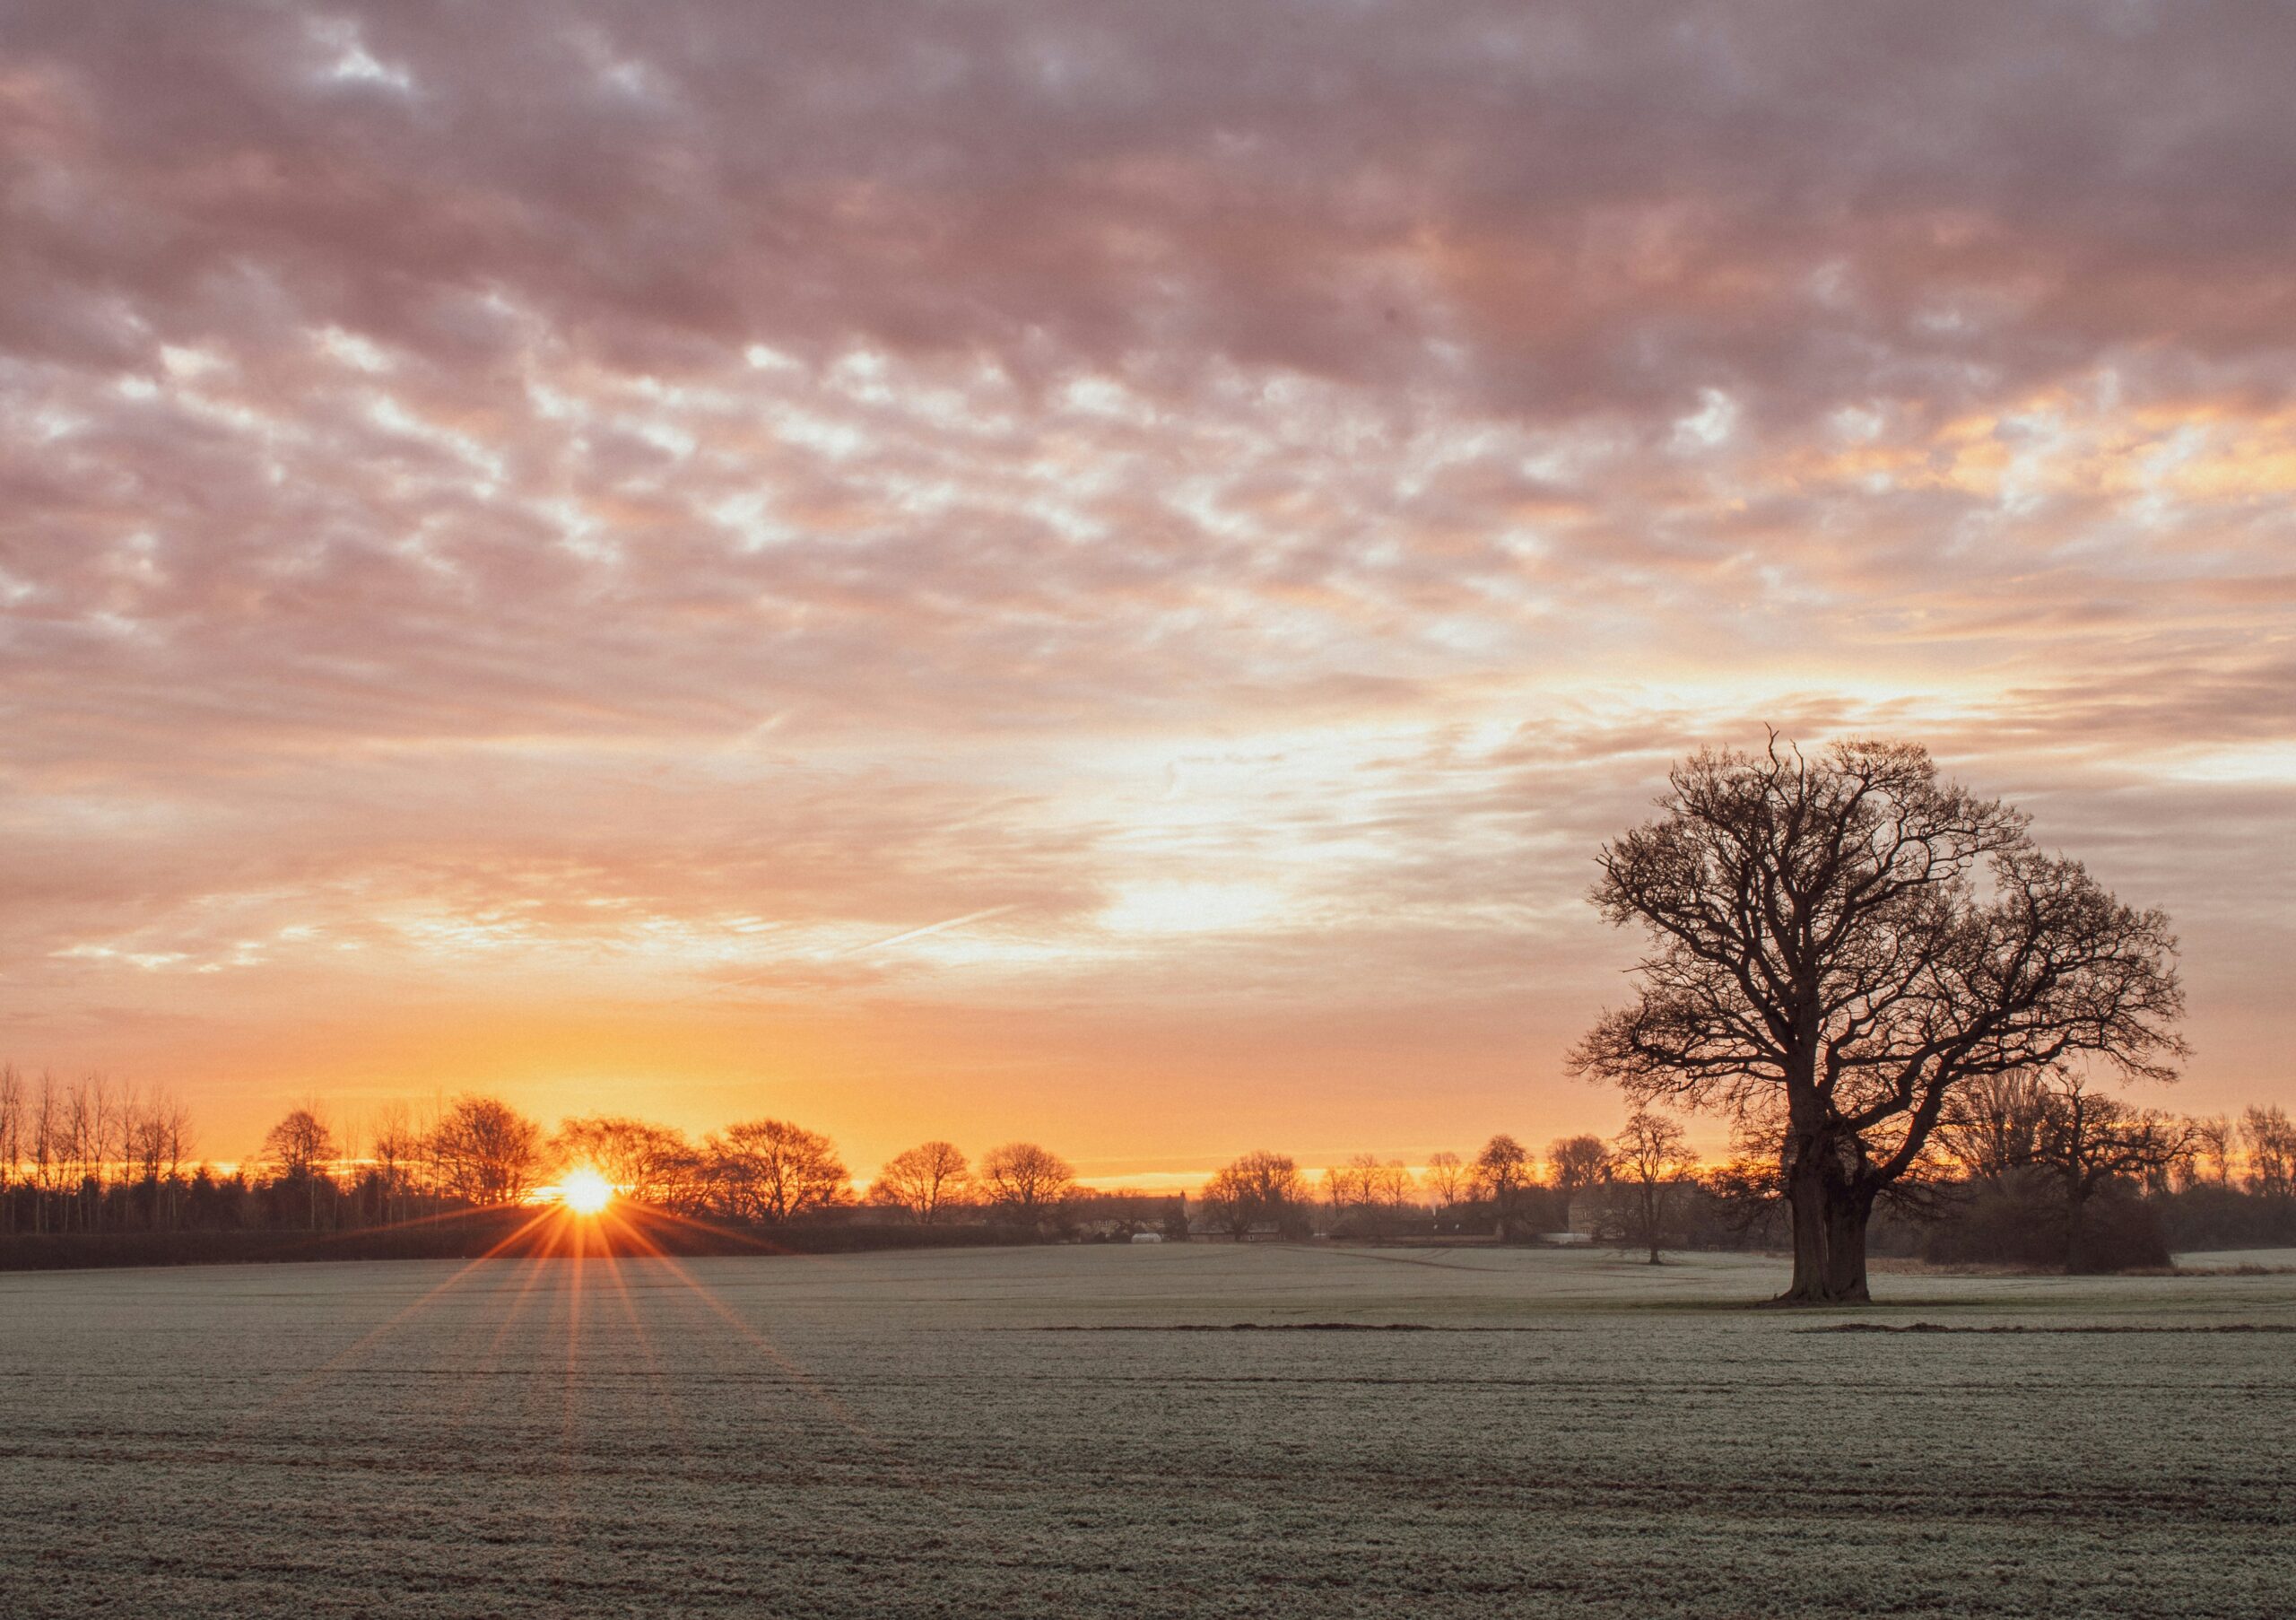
835,904,1017,956
688,903,1019,998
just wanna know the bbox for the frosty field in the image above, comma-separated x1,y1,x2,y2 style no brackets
2,1244,2292,1618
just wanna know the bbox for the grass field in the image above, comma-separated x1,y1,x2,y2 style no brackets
2,1243,2291,1617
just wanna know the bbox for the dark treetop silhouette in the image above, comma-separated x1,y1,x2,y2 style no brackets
1570,737,2185,1303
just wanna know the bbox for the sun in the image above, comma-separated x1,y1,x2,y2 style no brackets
559,1166,613,1215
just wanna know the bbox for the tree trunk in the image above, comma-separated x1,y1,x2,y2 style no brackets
1777,1147,1874,1304
1779,1154,1836,1302
1822,1192,1874,1302
2064,1183,2090,1275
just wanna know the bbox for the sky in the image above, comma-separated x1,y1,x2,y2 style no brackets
2,2,2292,1180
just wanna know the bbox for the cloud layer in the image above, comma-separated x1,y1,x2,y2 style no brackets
3,2,2292,1168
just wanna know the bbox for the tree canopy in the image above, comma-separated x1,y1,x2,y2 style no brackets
977,1142,1074,1219
869,1141,972,1224
430,1096,546,1206
1199,1150,1311,1239
707,1119,849,1221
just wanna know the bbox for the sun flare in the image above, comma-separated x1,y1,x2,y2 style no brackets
559,1166,613,1215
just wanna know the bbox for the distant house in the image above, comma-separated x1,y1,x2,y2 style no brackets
1072,1191,1188,1241
1187,1217,1291,1241
1570,1189,1614,1238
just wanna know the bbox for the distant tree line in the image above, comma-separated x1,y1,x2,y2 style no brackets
0,1072,1109,1243
1909,1085,2296,1271
0,1067,196,1235
3,1058,2289,1272
1650,1085,2296,1274
1178,1092,2296,1274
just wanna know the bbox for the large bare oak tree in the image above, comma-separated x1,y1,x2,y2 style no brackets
1570,737,2184,1303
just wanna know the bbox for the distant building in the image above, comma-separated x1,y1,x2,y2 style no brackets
1569,1189,1614,1238
1187,1218,1291,1241
1129,1231,1164,1244
1073,1191,1188,1241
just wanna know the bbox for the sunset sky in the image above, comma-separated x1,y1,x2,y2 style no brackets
3,3,2291,1179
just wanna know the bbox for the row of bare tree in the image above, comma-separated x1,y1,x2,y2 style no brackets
552,1120,1083,1224
5,1059,2291,1267
0,1067,195,1232
0,1082,1097,1236
1196,1129,1648,1242
1259,1115,1703,1263
0,1070,1699,1250
1205,1091,2295,1269
266,1105,1087,1228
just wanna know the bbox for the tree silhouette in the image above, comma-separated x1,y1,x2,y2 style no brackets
428,1097,546,1206
1613,1110,1692,1264
2245,1106,2295,1199
262,1108,336,1230
978,1142,1074,1223
555,1115,699,1207
1422,1149,1465,1210
2187,1115,2237,1188
2031,1074,2194,1272
1471,1135,1534,1239
1199,1150,1310,1239
869,1141,971,1224
1572,737,2185,1303
706,1119,849,1221
1545,1136,1611,1232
